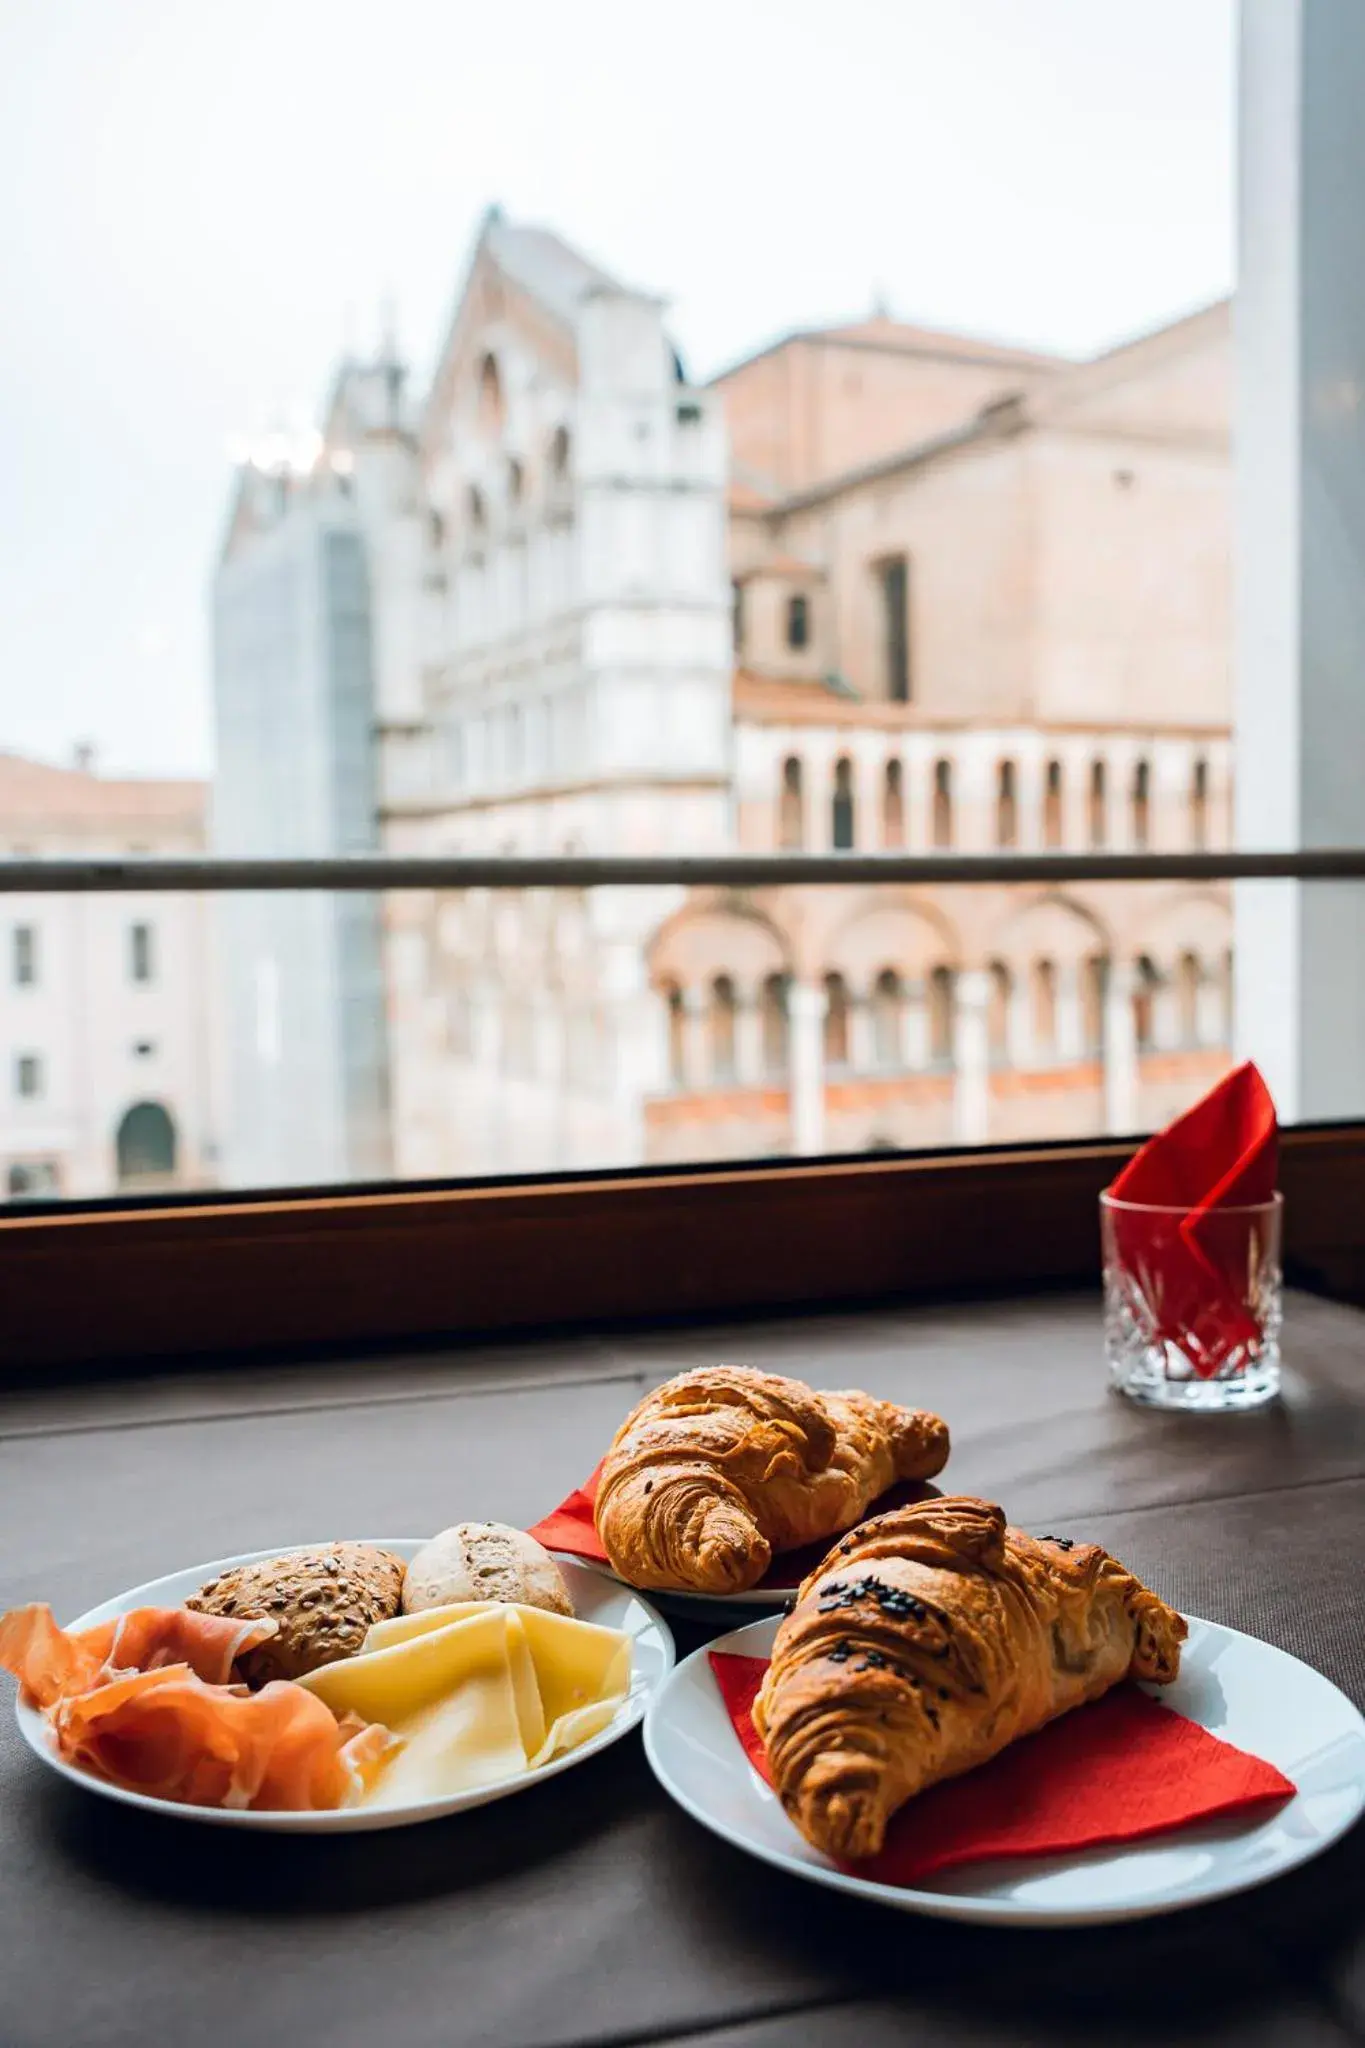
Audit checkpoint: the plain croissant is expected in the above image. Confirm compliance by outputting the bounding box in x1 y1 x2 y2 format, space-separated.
753 1496 1186 1860
593 1366 950 1595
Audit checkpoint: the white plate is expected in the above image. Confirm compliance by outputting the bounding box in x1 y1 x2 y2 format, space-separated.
14 1541 674 1833
643 1612 1365 1926
569 1554 792 1615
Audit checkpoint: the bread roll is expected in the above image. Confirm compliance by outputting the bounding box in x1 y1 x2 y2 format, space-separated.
402 1523 574 1618
186 1542 405 1687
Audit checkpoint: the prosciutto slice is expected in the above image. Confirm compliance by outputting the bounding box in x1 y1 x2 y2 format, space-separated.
0 1604 401 1811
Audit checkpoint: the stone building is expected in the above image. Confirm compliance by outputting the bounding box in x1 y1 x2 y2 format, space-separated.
218 208 1234 1182
0 749 221 1199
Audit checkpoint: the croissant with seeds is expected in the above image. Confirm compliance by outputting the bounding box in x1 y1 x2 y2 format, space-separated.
753 1496 1186 1860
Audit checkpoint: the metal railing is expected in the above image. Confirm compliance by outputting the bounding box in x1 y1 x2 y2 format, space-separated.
1 849 1364 893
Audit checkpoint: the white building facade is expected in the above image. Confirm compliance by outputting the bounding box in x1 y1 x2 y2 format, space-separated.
0 750 221 1200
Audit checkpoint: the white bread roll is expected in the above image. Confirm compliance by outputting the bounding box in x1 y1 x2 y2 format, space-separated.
402 1522 574 1617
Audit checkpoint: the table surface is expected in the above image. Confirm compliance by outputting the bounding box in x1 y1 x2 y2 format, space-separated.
4 1290 1365 2048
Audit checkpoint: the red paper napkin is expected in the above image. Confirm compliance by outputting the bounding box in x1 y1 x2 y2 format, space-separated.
1106 1060 1279 1377
527 1467 938 1592
711 1651 1294 1885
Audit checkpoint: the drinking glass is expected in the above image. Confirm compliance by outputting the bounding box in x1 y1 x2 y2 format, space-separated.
1100 1192 1283 1412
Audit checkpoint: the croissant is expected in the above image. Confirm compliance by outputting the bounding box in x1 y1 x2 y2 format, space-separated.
752 1495 1187 1861
593 1366 950 1595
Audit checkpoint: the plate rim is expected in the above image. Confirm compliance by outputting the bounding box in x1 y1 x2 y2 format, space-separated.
642 1610 1365 1927
13 1539 675 1832
567 1552 794 1610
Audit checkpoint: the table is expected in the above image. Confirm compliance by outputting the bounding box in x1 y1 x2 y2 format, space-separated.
3 1290 1365 2048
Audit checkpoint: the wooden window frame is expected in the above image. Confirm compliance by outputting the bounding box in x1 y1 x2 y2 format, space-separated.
4 1123 1363 1371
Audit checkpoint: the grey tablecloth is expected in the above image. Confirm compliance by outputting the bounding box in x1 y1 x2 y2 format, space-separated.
3 1292 1365 2048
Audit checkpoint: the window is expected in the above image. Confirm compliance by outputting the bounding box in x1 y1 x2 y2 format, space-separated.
1088 760 1107 848
663 984 686 1085
987 961 1012 1062
129 922 155 984
549 425 571 481
786 593 809 650
778 756 805 850
1192 757 1209 849
709 976 737 1082
506 457 524 507
1134 955 1160 1052
927 966 955 1065
882 759 905 848
731 579 745 656
1177 952 1201 1046
1032 959 1058 1052
870 969 901 1068
6 1160 59 1199
831 757 856 850
760 973 789 1076
477 352 504 433
1043 760 1063 848
996 760 1018 848
134 1040 156 1059
932 760 953 848
15 1054 41 1099
823 973 850 1067
877 555 910 702
13 924 36 986
1132 759 1151 848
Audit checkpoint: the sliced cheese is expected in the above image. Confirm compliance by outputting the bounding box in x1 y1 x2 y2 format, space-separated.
300 1600 633 1807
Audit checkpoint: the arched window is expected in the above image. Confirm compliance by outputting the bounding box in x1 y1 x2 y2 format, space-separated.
709 975 737 1081
1043 759 1064 848
1223 946 1234 1044
778 755 805 850
882 759 905 848
477 352 504 434
116 1101 177 1186
663 981 686 1085
1177 951 1201 1046
871 969 902 1068
1191 757 1209 849
1132 759 1152 849
831 757 856 850
506 456 524 508
1134 955 1160 1051
1032 958 1058 1052
823 973 850 1067
928 966 955 1064
932 759 953 849
466 484 487 538
428 508 446 552
760 973 790 1075
549 425 571 480
731 579 745 656
1088 760 1107 848
996 760 1018 848
987 960 1012 1063
786 593 810 650
1082 954 1108 1054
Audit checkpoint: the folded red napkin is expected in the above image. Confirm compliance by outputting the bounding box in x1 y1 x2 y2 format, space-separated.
527 1468 938 1592
711 1651 1294 1884
1106 1060 1279 1377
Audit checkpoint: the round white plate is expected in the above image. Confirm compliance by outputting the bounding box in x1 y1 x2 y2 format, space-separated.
14 1541 674 1833
643 1612 1365 1926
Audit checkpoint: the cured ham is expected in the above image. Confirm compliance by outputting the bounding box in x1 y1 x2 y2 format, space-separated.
0 1604 401 1811
0 1603 278 1708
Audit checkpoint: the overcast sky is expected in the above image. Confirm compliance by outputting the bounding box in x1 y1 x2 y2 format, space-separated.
0 0 1235 778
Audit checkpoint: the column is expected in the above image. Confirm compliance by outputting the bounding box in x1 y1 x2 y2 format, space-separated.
1103 961 1139 1135
1056 962 1084 1063
735 992 764 1086
848 994 875 1073
1016 754 1044 850
1236 1 1365 1117
787 980 827 1156
1196 970 1223 1049
681 990 710 1092
952 969 991 1145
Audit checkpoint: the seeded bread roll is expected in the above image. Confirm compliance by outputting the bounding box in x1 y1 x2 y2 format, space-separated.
185 1542 406 1687
402 1523 574 1618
